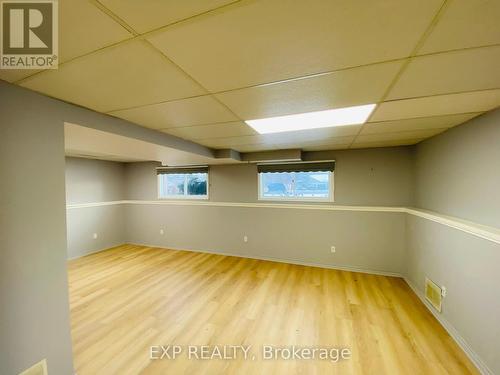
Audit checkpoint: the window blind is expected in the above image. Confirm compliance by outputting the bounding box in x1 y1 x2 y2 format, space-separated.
257 162 335 174
156 166 209 175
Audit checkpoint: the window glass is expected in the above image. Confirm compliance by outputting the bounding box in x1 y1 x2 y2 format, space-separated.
158 172 208 199
294 171 330 198
166 174 185 196
259 172 294 198
259 171 332 201
187 173 208 196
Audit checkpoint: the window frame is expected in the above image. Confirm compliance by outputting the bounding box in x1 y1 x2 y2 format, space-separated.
257 169 335 203
157 171 209 200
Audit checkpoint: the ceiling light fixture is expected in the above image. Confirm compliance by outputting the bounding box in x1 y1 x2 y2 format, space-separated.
245 104 376 134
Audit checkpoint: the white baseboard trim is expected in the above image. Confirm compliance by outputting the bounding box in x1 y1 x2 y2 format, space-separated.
65 200 500 245
67 243 124 260
129 242 402 277
403 278 492 375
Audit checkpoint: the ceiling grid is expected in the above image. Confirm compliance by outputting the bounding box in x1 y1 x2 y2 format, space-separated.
1 0 499 154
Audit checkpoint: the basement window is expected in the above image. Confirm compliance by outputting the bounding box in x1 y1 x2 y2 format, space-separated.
157 166 208 199
258 162 335 202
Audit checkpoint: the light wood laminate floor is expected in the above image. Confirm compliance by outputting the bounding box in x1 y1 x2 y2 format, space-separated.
68 244 478 375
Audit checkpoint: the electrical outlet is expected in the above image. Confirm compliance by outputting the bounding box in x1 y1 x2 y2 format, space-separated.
441 286 447 297
330 246 336 253
92 233 98 239
243 235 248 243
160 229 165 235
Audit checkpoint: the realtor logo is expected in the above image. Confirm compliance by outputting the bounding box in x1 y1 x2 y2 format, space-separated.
1 0 58 69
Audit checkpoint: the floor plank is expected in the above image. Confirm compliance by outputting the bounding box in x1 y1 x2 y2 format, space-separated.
68 244 479 375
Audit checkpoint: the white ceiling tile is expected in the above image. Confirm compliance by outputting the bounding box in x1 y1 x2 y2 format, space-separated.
19 40 206 112
0 0 132 84
371 89 500 122
351 139 424 149
361 113 481 135
148 0 442 91
387 46 500 100
355 128 447 144
161 121 257 139
100 0 238 34
419 0 500 54
110 95 238 129
216 61 403 119
59 0 132 62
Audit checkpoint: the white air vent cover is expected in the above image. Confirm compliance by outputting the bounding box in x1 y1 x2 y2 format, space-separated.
425 277 442 312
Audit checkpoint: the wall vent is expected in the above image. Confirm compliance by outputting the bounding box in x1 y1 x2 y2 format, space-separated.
19 359 48 375
425 278 442 312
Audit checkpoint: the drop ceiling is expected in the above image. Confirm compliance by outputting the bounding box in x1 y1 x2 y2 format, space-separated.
1 0 499 154
64 122 240 165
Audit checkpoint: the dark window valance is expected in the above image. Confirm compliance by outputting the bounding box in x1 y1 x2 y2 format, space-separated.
157 166 209 175
257 162 335 173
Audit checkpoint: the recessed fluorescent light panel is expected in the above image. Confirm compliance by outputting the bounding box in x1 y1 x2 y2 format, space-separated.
245 104 376 134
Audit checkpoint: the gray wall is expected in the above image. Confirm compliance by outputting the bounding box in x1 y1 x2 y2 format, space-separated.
305 147 414 206
125 161 159 200
0 78 182 375
0 82 74 375
66 157 125 204
414 109 500 228
65 157 126 259
406 216 500 374
123 147 413 274
407 109 500 375
125 146 415 206
126 204 405 274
